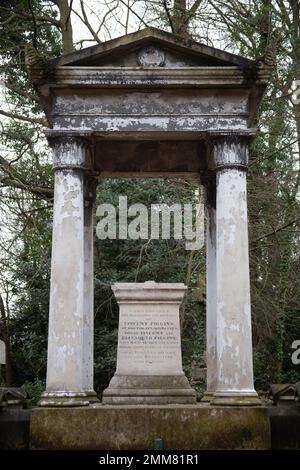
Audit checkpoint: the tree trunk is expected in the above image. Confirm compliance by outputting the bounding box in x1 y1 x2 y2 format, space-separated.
173 0 189 37
58 0 74 53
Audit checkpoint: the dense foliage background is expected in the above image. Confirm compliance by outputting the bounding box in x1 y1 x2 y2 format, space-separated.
0 1 299 402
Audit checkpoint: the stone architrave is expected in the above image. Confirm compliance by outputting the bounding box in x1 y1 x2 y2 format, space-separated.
102 281 196 404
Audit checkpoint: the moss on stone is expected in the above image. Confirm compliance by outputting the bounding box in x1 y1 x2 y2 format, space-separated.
30 404 271 450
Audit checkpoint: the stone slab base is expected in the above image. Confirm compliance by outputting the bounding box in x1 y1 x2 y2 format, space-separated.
102 374 196 405
30 404 271 450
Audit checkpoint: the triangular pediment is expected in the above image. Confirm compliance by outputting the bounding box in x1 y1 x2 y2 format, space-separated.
52 27 253 68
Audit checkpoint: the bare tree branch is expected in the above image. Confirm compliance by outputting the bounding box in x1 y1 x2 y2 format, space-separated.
163 0 175 33
251 216 300 245
79 0 101 43
0 109 46 127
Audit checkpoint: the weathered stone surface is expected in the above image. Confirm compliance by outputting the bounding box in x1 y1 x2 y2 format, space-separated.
103 375 196 405
82 194 99 402
30 405 271 450
28 28 271 412
0 339 5 364
211 136 260 406
39 138 96 407
29 27 270 133
49 27 255 68
52 89 250 134
103 282 196 404
204 199 217 400
40 166 87 404
137 46 165 67
0 387 27 408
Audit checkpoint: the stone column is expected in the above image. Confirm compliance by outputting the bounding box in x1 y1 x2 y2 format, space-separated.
39 134 91 407
82 176 99 402
202 178 217 402
211 133 260 406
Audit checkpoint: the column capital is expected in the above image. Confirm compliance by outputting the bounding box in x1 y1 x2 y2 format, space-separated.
209 130 256 172
45 130 92 171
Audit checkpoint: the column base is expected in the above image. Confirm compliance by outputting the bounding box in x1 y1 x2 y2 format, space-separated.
212 391 261 406
38 391 90 407
102 374 197 405
85 391 100 404
201 391 215 403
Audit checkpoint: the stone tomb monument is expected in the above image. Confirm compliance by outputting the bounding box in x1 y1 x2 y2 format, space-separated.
28 27 272 449
103 282 196 404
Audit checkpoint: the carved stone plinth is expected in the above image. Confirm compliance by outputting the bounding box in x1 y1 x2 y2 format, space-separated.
102 282 196 405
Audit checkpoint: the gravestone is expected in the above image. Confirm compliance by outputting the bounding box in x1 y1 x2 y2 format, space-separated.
102 281 196 404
